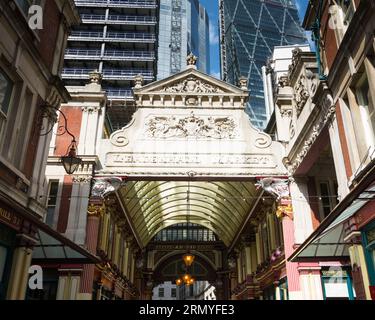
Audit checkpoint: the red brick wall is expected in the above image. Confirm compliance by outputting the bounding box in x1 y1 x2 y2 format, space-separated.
56 175 73 233
38 1 60 69
320 1 338 70
54 106 83 156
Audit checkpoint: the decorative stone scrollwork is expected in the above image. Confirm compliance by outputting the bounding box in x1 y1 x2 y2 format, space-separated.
254 131 272 149
134 74 144 89
145 112 237 139
255 178 290 200
91 177 125 198
294 74 310 115
110 127 130 147
286 92 336 174
279 108 293 118
89 70 102 84
278 75 290 88
186 53 197 66
161 76 224 94
238 76 248 90
73 176 92 183
288 48 302 76
82 106 101 113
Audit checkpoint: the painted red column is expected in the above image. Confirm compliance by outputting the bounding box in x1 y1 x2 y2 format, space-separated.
282 215 301 299
79 204 101 299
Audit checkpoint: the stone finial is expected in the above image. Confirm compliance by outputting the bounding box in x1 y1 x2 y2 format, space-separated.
186 53 197 68
134 74 144 89
238 76 248 90
89 70 102 84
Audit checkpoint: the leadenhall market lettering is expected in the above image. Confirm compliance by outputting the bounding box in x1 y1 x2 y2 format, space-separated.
106 153 275 167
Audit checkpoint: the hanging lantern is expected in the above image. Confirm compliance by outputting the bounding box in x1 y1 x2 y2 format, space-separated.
183 274 191 284
61 139 82 174
182 252 195 267
175 278 182 286
188 277 195 286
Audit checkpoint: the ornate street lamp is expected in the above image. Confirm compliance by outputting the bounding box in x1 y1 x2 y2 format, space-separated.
61 138 82 174
182 252 195 267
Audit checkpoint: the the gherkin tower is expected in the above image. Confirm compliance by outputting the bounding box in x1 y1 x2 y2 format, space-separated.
219 0 307 129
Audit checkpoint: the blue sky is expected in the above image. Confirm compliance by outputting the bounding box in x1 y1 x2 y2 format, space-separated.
199 0 309 77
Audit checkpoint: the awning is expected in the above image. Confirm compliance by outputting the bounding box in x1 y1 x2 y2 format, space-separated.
31 228 100 264
289 163 375 262
0 191 100 264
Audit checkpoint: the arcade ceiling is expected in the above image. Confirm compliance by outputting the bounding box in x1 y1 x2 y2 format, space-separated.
117 181 260 247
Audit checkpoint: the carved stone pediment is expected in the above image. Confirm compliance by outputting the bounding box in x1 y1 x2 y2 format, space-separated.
132 67 248 109
160 76 225 94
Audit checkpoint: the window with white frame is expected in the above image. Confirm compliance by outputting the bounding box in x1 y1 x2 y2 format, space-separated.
317 180 338 220
45 180 59 227
1 83 35 172
0 68 14 139
355 73 375 154
329 0 356 45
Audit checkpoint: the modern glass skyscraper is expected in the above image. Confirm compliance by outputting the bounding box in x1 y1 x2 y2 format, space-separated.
157 0 210 80
62 0 158 132
219 0 307 129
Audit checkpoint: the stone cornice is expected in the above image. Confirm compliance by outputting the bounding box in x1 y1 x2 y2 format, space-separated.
283 81 335 175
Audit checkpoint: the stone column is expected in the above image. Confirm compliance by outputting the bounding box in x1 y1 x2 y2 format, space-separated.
78 204 102 300
298 263 324 300
290 178 314 244
6 245 33 300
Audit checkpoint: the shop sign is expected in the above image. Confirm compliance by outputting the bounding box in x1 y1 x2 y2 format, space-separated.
0 205 22 231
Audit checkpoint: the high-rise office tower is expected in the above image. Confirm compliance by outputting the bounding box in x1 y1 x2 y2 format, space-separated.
62 0 158 131
219 0 307 129
157 0 210 80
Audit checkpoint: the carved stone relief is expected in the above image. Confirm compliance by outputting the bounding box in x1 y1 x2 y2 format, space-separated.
161 76 224 94
294 74 310 115
145 112 237 139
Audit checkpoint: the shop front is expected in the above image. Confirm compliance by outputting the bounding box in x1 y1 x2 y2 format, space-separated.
362 221 375 299
0 201 23 300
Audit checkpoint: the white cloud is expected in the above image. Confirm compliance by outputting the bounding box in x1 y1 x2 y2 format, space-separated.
209 21 219 45
211 71 221 79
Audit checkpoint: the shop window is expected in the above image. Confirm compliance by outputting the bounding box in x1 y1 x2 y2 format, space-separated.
263 285 276 300
171 287 176 298
159 287 164 298
279 278 289 300
321 268 355 300
362 223 375 285
0 246 6 283
0 224 16 300
45 181 59 227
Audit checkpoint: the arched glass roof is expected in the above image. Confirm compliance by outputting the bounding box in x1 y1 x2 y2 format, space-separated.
117 181 258 247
